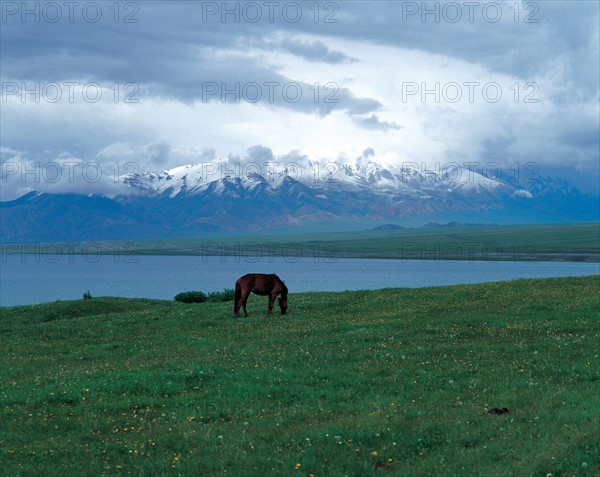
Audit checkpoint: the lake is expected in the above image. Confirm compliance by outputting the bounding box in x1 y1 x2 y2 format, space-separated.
1 253 598 307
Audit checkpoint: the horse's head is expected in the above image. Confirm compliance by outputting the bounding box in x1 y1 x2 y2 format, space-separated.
278 295 288 315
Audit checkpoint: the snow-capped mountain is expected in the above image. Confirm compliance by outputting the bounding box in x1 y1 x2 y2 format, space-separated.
121 157 513 198
1 157 597 241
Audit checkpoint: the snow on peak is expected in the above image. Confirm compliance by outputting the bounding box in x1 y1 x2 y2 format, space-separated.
121 157 514 198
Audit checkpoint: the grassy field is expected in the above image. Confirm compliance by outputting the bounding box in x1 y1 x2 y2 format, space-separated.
1 276 599 476
4 222 598 262
94 222 600 261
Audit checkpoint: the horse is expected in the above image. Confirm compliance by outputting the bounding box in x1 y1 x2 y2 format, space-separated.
234 273 288 317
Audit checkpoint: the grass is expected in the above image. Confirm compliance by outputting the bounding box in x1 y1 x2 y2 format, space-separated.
96 222 600 261
2 222 599 262
1 276 599 476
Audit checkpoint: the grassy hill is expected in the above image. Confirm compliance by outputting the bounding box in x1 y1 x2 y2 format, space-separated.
1 276 599 476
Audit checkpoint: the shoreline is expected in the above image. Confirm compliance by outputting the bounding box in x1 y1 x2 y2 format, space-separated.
2 274 599 308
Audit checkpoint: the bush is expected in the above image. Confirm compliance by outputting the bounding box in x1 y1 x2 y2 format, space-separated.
42 310 62 322
174 291 207 303
82 291 93 300
174 289 235 304
206 288 235 302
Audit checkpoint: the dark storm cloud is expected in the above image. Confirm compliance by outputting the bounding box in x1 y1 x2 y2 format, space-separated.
2 2 597 101
0 4 380 115
183 60 382 116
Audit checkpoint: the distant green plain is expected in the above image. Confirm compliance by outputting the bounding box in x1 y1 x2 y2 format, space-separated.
1 276 599 476
3 222 599 262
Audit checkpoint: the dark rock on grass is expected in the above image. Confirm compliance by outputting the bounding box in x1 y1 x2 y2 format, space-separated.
374 460 395 470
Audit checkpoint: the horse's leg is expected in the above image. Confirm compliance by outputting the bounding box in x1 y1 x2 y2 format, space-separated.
236 286 248 317
241 287 250 317
267 293 277 315
235 298 242 317
234 281 241 317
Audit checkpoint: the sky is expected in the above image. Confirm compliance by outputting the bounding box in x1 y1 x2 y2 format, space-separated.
1 0 599 199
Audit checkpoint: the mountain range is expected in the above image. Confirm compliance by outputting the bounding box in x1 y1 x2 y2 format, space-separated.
1 158 598 242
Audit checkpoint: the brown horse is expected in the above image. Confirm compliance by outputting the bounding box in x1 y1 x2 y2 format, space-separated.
234 273 288 317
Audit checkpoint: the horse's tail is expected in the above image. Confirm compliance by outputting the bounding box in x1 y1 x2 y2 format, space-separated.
234 280 241 312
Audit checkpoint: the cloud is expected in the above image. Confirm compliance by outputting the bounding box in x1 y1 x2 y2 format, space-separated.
190 63 382 117
243 145 274 163
0 0 597 198
350 114 403 131
147 142 171 166
279 38 355 64
512 190 534 199
0 157 130 201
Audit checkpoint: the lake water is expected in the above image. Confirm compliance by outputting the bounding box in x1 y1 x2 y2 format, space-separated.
1 254 598 307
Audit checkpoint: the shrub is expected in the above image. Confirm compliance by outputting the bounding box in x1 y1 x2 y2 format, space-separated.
174 291 207 303
42 310 62 322
206 288 235 302
82 291 93 300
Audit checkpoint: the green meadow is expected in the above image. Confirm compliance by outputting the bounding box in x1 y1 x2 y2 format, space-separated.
4 222 597 262
1 276 599 476
101 222 600 261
